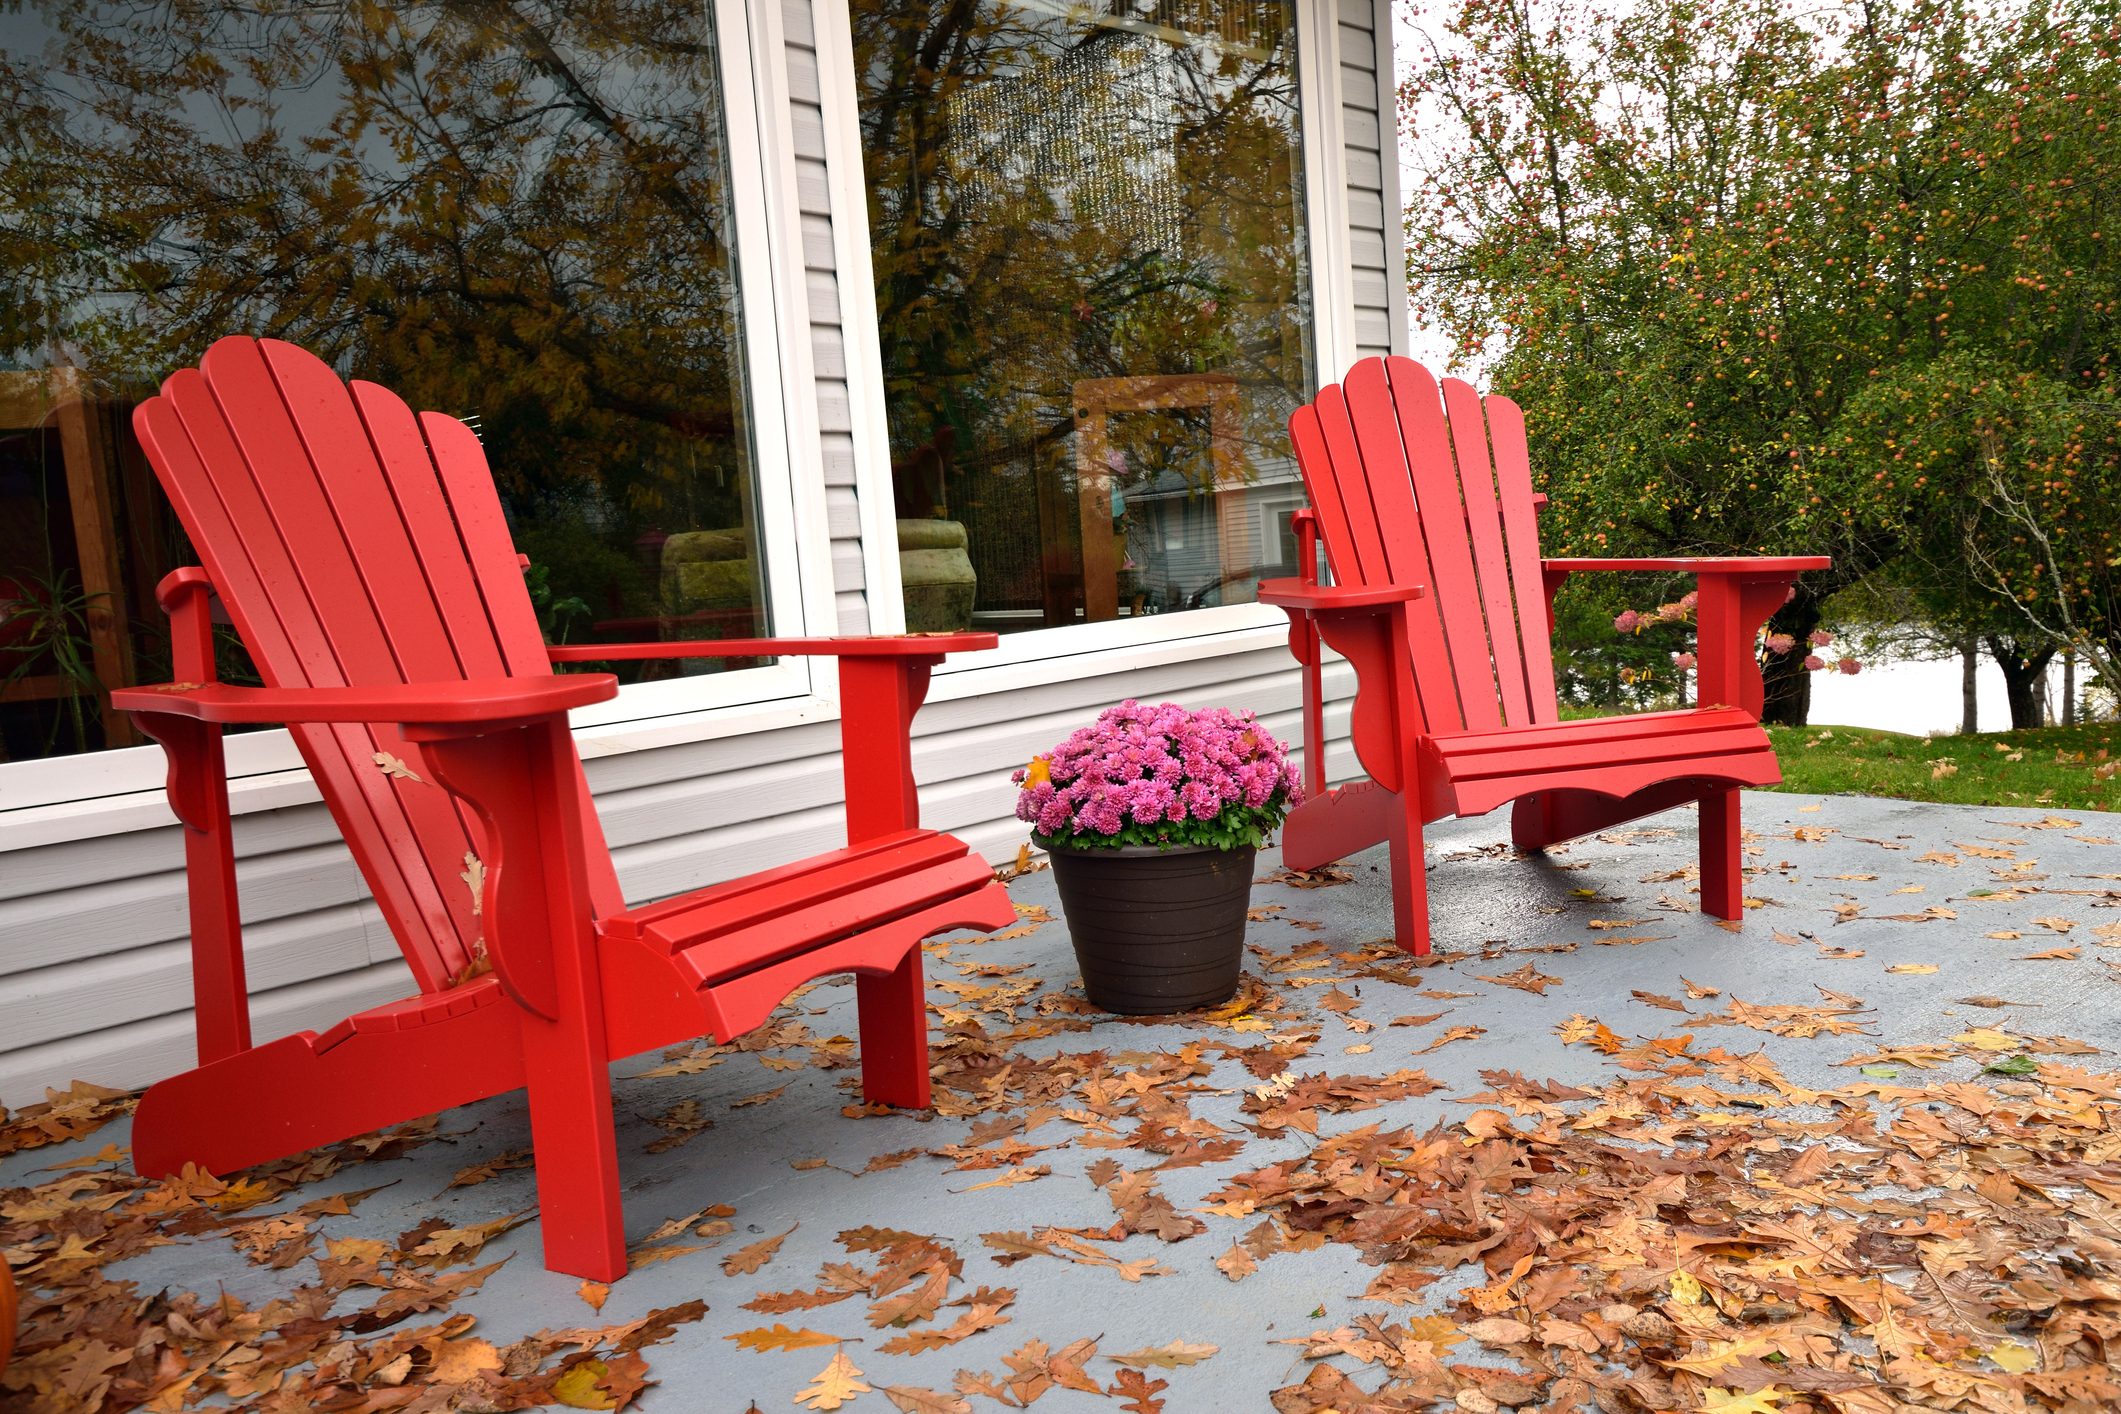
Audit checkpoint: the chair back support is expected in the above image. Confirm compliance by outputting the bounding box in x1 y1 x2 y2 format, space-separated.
1289 355 1560 736
134 336 618 992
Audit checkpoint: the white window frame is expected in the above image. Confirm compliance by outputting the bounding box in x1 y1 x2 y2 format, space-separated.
0 0 837 825
817 0 1358 680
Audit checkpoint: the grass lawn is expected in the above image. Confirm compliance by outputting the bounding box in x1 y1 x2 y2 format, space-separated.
1765 720 2120 811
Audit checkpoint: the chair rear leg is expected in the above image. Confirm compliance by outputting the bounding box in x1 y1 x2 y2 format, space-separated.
856 946 931 1109
1511 792 1553 852
1698 786 1743 919
1387 792 1433 957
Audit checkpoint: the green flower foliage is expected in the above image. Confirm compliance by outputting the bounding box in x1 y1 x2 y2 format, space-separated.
1033 797 1294 854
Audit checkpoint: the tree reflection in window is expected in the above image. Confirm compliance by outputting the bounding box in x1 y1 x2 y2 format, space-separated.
856 0 1315 633
0 0 768 758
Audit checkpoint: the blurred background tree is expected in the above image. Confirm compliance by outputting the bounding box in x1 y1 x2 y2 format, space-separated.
1400 0 2120 725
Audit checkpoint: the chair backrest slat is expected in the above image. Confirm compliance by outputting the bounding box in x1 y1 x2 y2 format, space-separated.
1288 356 1560 737
134 336 621 993
1442 376 1532 728
1484 394 1560 722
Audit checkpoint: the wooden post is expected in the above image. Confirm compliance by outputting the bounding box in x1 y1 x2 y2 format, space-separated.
49 369 139 746
1069 375 1243 623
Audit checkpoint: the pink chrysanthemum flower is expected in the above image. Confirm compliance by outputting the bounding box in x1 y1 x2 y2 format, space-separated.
1012 700 1302 850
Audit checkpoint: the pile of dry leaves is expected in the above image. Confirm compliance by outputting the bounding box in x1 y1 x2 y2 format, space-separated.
5 824 2120 1412
0 1088 703 1412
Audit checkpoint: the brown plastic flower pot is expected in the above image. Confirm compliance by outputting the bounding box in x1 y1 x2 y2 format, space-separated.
1044 840 1255 1014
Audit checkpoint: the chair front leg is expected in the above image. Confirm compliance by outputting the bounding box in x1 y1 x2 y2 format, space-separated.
131 711 250 1065
835 654 948 1108
133 570 249 1066
415 715 626 1281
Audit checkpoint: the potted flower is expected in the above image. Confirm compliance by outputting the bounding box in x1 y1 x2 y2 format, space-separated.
1013 699 1302 1013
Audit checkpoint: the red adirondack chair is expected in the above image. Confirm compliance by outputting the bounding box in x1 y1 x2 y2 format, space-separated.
110 337 1017 1280
1259 357 1829 955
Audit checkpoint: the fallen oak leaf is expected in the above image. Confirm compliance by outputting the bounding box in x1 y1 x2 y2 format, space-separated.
745 1287 860 1314
955 1164 1049 1192
727 1324 841 1353
405 1207 536 1267
1111 1368 1170 1413
721 1222 797 1276
877 1303 1011 1354
551 1357 624 1410
1214 1242 1256 1281
443 1148 533 1190
883 1389 972 1414
794 1351 872 1410
1106 1341 1218 1369
1477 962 1561 994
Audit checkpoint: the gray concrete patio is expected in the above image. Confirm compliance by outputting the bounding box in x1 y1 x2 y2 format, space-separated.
6 791 2118 1412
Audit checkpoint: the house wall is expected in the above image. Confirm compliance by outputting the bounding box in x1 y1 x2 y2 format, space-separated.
0 0 1405 1103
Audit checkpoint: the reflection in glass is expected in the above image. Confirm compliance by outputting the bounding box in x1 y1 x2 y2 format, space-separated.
855 0 1314 633
0 1 766 760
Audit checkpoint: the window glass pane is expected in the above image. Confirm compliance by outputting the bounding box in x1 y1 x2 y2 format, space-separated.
854 0 1314 634
0 1 766 761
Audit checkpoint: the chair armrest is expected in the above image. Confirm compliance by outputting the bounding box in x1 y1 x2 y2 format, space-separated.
547 633 997 663
1257 578 1427 613
1541 556 1831 719
1543 556 1831 576
112 675 618 725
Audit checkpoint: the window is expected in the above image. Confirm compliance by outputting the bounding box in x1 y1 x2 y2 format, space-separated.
852 0 1314 636
0 0 783 763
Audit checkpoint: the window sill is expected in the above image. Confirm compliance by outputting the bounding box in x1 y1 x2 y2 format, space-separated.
0 609 1303 852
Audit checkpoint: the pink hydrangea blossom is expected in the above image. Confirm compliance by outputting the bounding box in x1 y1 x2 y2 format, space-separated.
1614 609 1641 633
1809 629 1834 647
1671 651 1697 670
1764 632 1796 655
1837 657 1862 675
1655 600 1688 622
1013 700 1302 848
1803 654 1826 671
1679 591 1699 613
